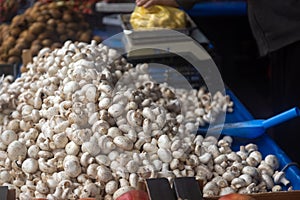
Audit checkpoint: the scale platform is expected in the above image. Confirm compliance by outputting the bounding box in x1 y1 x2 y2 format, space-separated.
119 14 210 58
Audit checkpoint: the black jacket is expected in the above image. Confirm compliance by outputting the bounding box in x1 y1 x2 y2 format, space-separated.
177 0 300 56
247 1 300 56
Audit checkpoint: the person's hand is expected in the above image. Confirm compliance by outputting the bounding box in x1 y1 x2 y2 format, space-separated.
135 0 179 8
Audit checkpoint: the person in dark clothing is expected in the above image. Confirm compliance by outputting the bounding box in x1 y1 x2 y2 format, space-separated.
248 1 300 164
136 0 300 163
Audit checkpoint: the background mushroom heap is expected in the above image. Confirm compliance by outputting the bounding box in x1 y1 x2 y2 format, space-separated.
0 40 290 199
0 1 101 69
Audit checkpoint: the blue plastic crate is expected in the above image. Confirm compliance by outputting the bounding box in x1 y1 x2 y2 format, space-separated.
226 89 300 190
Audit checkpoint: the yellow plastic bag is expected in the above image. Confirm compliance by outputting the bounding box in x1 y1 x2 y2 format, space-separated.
130 5 187 30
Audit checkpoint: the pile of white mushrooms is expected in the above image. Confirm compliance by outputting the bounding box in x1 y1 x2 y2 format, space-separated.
0 40 290 199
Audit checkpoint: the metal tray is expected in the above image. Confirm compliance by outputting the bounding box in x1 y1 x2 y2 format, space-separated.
119 13 198 44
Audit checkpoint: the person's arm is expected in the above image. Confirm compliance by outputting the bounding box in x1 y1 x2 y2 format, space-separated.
135 0 199 10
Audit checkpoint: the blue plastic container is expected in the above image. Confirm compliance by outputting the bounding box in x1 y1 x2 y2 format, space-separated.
226 89 300 190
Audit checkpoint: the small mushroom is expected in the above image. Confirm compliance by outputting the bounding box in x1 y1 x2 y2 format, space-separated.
264 155 279 170
1 130 17 145
219 187 236 196
272 185 282 192
214 154 227 164
157 148 173 163
222 171 235 182
113 136 134 151
113 186 135 200
231 177 247 189
239 174 253 186
7 141 27 161
108 103 124 118
157 135 172 149
258 161 274 176
242 166 259 178
236 146 248 160
97 165 113 183
105 180 118 195
203 181 220 197
246 156 259 167
199 152 212 164
245 143 258 153
63 155 82 178
227 152 242 162
21 158 39 174
212 176 228 188
273 171 290 186
129 173 139 188
261 173 274 190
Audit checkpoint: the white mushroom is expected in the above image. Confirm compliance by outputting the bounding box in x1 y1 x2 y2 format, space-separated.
97 165 113 183
203 181 220 197
157 148 173 163
242 166 259 178
157 135 172 149
105 180 119 195
1 130 17 145
86 163 99 179
7 141 27 161
22 158 39 174
199 152 212 164
239 174 253 186
265 155 279 170
65 141 80 155
0 170 12 184
272 185 282 192
63 155 82 178
108 103 124 118
262 173 274 190
212 176 228 188
231 177 247 189
0 39 249 199
273 171 290 186
113 136 134 151
27 145 40 159
82 139 101 156
113 186 135 200
219 187 236 196
258 161 274 176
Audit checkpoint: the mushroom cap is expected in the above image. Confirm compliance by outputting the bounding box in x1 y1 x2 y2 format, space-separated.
261 174 274 189
273 171 285 184
7 141 27 161
258 162 274 176
265 155 279 170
